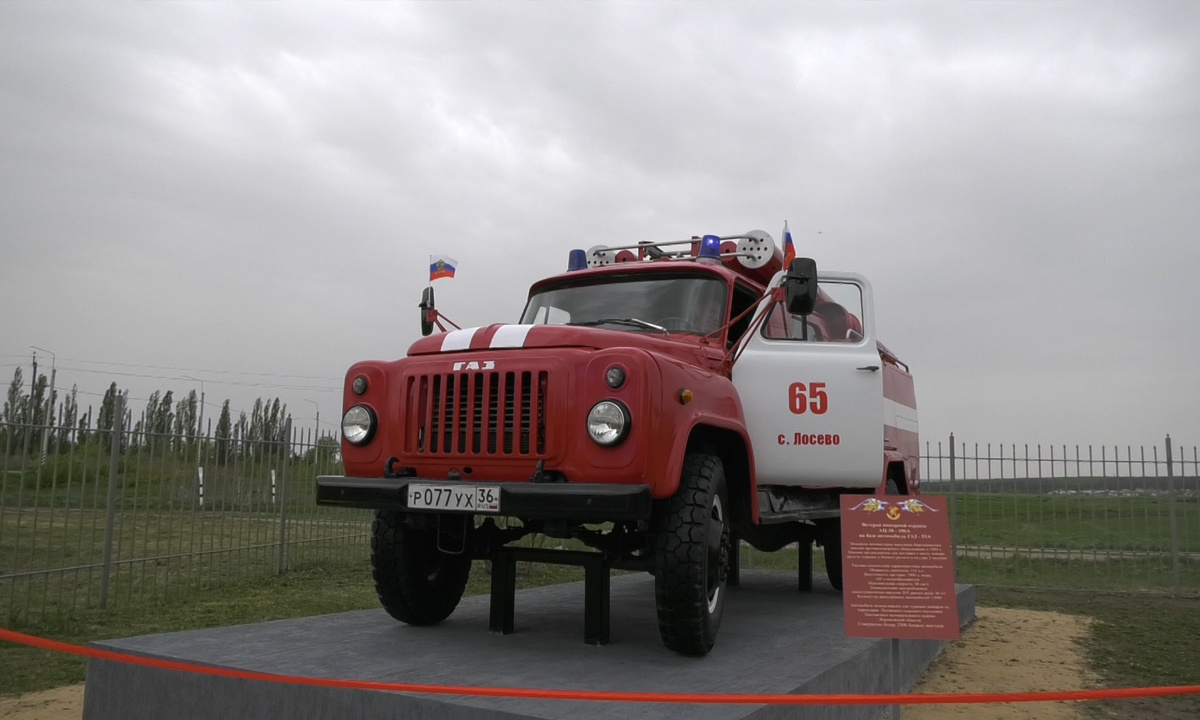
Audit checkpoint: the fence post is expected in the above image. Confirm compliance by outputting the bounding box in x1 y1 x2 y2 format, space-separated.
99 394 124 609
277 418 292 575
949 433 958 568
1166 434 1180 597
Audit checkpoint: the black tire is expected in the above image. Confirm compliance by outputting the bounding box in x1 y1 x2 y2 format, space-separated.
653 454 730 656
371 510 472 626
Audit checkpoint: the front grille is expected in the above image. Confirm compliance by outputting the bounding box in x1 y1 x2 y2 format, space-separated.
412 370 548 456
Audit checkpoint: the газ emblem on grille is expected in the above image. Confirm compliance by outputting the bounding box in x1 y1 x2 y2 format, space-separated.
453 360 496 371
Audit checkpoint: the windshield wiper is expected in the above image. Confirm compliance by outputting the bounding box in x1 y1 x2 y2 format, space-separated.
572 318 670 335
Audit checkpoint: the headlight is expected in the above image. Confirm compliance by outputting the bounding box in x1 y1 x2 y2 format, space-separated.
587 400 630 446
342 405 377 445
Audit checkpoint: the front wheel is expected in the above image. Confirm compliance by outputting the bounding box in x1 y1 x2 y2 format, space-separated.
371 510 472 626
653 454 730 656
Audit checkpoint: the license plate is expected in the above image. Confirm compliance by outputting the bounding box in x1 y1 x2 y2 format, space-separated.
407 484 501 513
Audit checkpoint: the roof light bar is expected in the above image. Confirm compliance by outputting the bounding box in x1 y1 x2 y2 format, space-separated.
697 234 722 262
576 230 780 273
567 249 587 271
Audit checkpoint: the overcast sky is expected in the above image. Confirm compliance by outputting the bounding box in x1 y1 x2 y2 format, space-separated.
2 2 1198 453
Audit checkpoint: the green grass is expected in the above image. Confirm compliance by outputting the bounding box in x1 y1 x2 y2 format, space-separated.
741 542 1200 596
1 559 377 696
980 587 1200 719
1 555 584 697
956 555 1199 595
951 493 1199 552
2 448 342 512
1 509 364 571
1 507 371 625
741 543 826 573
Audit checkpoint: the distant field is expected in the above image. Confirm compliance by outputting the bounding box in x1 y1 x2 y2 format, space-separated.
1 451 339 513
948 492 1198 550
922 475 1200 495
1 508 369 625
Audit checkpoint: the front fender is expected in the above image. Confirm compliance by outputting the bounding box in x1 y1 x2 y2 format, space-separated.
650 356 754 506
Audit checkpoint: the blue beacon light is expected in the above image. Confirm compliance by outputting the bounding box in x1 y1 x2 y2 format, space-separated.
698 234 722 262
567 248 588 271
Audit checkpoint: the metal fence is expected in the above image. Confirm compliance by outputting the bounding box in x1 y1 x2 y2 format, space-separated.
1 396 370 626
4 421 1199 627
922 434 1199 596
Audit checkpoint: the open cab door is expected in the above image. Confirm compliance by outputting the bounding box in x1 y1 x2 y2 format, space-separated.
732 261 884 489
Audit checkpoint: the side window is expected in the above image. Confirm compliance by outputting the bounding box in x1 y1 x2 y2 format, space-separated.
760 280 865 343
530 306 572 324
763 300 790 338
790 315 824 341
727 284 759 348
762 302 824 341
813 281 865 342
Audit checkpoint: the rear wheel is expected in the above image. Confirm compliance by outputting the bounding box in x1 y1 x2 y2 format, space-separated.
653 454 730 656
371 510 472 625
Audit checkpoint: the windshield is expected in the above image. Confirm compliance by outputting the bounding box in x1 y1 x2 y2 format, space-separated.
520 275 729 336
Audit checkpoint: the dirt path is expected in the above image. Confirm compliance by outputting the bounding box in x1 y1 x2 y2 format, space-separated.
0 607 1093 720
0 683 83 720
905 607 1095 720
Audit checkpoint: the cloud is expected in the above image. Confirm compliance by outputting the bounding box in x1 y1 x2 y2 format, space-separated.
2 1 1198 446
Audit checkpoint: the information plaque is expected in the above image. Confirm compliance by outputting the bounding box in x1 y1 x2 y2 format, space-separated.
841 494 959 640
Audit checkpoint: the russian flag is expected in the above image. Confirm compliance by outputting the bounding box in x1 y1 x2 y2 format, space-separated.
429 254 459 282
782 222 796 267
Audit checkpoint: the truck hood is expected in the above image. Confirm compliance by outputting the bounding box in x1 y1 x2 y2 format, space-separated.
407 323 723 368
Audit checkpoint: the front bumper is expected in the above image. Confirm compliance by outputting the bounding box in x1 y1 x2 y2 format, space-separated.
316 476 653 523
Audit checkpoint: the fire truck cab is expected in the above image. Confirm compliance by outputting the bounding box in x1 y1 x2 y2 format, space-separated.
316 231 918 656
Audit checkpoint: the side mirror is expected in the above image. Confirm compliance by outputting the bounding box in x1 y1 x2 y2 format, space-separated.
785 258 819 316
419 287 435 336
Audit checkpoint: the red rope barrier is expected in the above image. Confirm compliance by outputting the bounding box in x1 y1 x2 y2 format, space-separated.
4 627 1200 706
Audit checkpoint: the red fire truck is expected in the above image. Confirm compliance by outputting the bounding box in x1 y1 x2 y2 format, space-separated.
317 231 919 655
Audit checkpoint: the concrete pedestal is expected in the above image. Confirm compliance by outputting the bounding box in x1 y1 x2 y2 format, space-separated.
84 570 976 720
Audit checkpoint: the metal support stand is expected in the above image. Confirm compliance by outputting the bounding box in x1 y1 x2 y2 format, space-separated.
797 538 813 592
489 547 611 645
